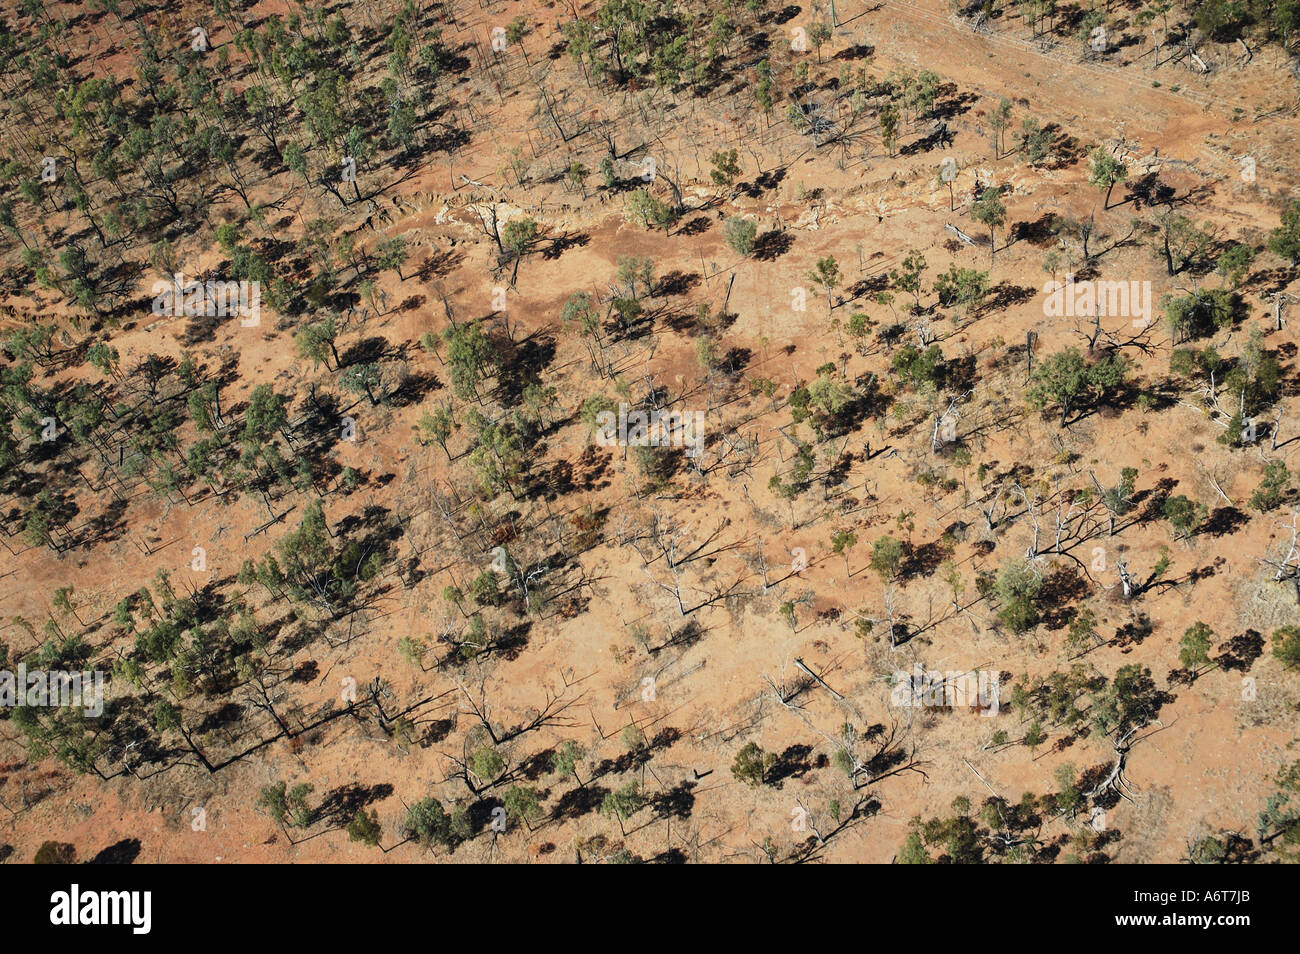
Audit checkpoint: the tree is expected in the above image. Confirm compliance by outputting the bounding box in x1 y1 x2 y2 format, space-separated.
626 187 678 234
756 60 775 122
807 255 841 314
51 585 79 625
1216 243 1255 289
342 362 384 406
551 740 587 785
870 536 905 581
1017 117 1053 164
622 723 648 753
892 344 945 390
988 98 1012 157
415 404 458 459
87 341 120 379
1179 622 1215 672
242 384 288 451
970 188 1006 262
374 236 408 280
1066 608 1102 656
1274 625 1300 669
879 102 900 156
891 249 927 310
1088 147 1127 208
1257 759 1300 859
346 808 383 846
1098 466 1138 534
1027 347 1126 426
404 797 452 849
506 15 529 63
1249 460 1290 512
731 741 775 786
1162 495 1205 540
259 780 313 828
567 161 589 198
442 320 497 402
599 156 617 189
468 410 527 499
808 21 832 62
897 830 932 864
724 216 757 256
1268 202 1300 268
502 785 544 827
994 561 1042 632
1164 289 1237 343
709 149 741 196
1090 664 1163 738
933 265 989 321
470 745 505 784
831 528 858 576
501 217 539 277
294 318 342 370
600 781 646 833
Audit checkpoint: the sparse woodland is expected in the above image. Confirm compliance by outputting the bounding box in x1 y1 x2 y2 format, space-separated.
0 0 1298 864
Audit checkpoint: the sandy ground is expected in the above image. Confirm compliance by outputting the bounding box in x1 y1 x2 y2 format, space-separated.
1 0 1298 863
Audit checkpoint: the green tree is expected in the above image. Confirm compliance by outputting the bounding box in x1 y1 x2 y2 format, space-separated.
879 102 900 156
1179 622 1215 672
808 21 832 62
807 255 841 314
1268 201 1300 267
1017 117 1053 164
831 527 859 576
626 187 678 234
1162 494 1205 540
551 740 587 785
442 320 497 402
994 561 1042 633
1027 347 1126 427
600 781 646 833
731 741 775 786
709 149 741 196
988 98 1012 157
1216 243 1255 289
1273 625 1300 669
724 216 758 256
870 536 905 581
933 265 989 321
501 217 540 274
346 808 383 846
506 15 529 63
502 785 544 827
1088 147 1128 208
470 745 505 784
1164 289 1237 343
415 404 458 459
342 362 384 406
294 318 342 370
891 249 928 310
404 797 452 849
897 830 932 864
1249 460 1290 512
567 160 589 197
971 187 1006 262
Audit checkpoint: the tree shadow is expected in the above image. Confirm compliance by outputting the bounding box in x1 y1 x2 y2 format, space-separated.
753 229 794 261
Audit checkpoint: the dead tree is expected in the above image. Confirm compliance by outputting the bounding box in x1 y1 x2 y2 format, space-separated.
1260 510 1300 604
